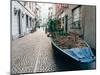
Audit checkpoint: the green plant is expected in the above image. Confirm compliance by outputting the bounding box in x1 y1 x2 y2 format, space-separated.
47 18 67 38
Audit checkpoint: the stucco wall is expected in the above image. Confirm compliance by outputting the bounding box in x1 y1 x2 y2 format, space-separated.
12 1 35 40
64 5 96 49
83 6 96 49
65 5 83 35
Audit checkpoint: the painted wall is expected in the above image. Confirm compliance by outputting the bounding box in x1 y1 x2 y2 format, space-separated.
12 1 35 40
65 5 83 35
83 6 96 49
64 5 96 49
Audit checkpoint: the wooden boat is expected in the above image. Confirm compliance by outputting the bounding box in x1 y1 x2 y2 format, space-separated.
51 39 95 63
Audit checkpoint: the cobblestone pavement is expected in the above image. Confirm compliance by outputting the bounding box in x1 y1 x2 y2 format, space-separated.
11 28 96 74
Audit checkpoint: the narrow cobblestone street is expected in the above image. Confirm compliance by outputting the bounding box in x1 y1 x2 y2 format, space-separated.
11 28 95 74
11 28 57 74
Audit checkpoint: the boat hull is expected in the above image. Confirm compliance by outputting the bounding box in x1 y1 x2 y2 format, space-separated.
51 39 95 64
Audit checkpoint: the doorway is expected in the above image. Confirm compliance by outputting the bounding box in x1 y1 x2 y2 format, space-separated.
65 15 68 32
26 14 28 27
18 9 22 35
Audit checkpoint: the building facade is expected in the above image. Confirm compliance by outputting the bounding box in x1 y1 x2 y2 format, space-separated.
55 4 69 33
55 4 96 49
11 1 37 40
48 4 56 19
34 3 41 28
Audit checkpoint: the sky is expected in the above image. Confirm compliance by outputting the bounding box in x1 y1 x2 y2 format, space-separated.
37 3 53 25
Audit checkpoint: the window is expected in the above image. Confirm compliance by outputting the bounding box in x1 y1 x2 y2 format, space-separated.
72 6 81 29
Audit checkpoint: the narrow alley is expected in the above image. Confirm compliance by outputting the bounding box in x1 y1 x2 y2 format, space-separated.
11 28 95 74
11 1 96 74
11 28 55 74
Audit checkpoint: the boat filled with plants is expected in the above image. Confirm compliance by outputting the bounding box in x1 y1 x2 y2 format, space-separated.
46 18 95 63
